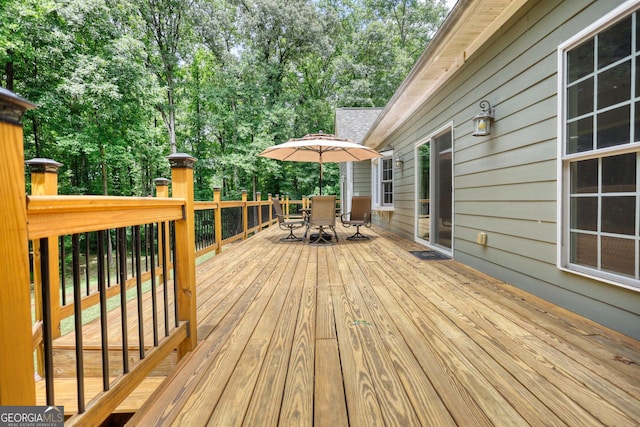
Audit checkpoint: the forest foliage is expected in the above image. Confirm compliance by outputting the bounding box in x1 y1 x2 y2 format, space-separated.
1 0 448 200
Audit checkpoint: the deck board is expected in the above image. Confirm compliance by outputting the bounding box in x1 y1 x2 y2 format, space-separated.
121 224 640 426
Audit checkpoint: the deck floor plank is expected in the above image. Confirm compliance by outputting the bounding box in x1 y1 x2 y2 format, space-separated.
169 239 294 426
206 243 305 426
336 242 423 426
366 233 615 425
114 224 639 426
242 242 311 426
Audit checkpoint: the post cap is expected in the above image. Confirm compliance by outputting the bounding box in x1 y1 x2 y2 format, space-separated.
0 87 36 125
25 158 63 173
166 152 197 168
154 177 170 186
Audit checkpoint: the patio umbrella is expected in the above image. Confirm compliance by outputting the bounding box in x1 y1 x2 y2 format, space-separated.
259 133 382 194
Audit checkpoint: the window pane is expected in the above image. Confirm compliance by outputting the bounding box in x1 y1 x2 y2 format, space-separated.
382 182 393 204
437 131 452 152
597 105 630 148
637 13 640 51
597 60 631 109
568 39 594 83
571 232 597 268
567 78 593 118
598 16 631 68
571 197 598 231
571 159 598 194
602 196 635 235
636 101 640 141
602 153 636 192
382 158 392 180
636 64 640 97
567 117 593 154
602 236 635 276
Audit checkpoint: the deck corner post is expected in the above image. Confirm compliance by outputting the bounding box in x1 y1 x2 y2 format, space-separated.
242 189 248 240
267 193 273 224
0 88 36 405
213 186 222 254
167 153 198 357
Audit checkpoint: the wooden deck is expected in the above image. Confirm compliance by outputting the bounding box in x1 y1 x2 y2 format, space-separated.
120 224 636 425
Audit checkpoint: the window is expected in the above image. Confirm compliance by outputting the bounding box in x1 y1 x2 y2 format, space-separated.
372 151 393 207
381 157 394 205
560 3 640 290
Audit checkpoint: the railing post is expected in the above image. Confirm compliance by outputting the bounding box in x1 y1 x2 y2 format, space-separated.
167 153 197 357
242 189 248 240
285 194 290 219
268 193 273 224
26 158 63 379
213 187 222 255
0 88 36 404
154 178 170 283
256 191 262 230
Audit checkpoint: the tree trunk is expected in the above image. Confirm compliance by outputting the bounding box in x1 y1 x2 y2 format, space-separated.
100 144 108 195
4 58 14 91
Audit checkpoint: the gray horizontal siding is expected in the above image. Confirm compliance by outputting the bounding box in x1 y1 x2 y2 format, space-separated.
373 0 639 339
352 162 371 195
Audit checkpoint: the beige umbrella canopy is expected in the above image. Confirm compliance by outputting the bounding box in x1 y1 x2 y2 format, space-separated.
259 133 382 194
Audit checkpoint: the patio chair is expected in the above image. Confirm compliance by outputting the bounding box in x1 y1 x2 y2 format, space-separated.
341 196 372 240
272 197 307 241
305 195 338 244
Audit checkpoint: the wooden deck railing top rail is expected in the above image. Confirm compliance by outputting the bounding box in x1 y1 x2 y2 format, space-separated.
26 195 185 239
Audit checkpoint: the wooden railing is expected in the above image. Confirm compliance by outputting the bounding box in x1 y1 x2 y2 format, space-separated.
0 87 317 425
25 167 302 424
25 155 197 425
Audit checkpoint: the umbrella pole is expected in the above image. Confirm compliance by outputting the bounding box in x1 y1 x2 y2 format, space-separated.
319 162 322 195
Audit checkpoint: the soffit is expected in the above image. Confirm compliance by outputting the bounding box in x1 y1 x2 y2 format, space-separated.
362 0 528 150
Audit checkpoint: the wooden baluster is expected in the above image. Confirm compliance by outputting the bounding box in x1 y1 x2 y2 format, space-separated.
167 153 197 357
256 191 262 230
0 88 36 404
26 158 62 380
213 187 222 255
242 189 248 240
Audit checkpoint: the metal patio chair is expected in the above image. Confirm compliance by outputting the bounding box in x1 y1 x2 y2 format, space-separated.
272 197 307 241
340 196 372 240
305 195 338 244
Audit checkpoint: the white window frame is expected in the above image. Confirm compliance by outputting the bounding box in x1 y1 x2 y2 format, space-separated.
557 0 640 292
372 150 394 209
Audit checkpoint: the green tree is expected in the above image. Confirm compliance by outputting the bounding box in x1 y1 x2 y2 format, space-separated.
1 0 450 199
137 0 193 154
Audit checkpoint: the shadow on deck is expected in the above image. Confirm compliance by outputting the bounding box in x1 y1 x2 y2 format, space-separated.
50 224 640 425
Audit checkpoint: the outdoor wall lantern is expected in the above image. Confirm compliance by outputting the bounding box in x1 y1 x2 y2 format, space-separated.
472 100 495 136
395 154 404 170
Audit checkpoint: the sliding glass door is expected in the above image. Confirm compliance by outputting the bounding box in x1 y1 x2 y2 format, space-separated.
416 127 453 251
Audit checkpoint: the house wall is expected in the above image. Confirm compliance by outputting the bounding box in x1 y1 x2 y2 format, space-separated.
374 0 640 339
352 162 372 196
